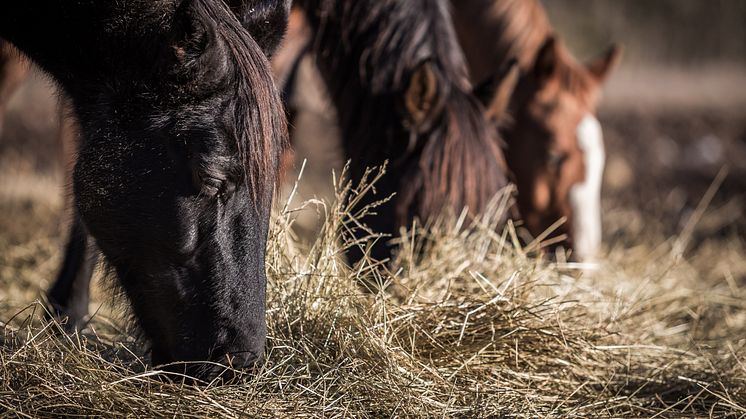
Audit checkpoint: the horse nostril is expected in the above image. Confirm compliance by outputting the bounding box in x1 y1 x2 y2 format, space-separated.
204 351 265 383
149 334 265 382
224 350 264 372
154 353 263 384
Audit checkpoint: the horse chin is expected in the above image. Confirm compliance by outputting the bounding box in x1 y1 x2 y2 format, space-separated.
569 114 605 262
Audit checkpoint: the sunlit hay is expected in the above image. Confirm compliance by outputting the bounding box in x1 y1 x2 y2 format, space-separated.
0 165 744 417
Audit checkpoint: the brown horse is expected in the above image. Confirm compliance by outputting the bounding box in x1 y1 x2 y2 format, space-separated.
291 0 519 263
452 0 621 261
0 42 29 138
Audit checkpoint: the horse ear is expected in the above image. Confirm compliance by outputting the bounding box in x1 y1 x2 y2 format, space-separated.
226 0 292 57
402 61 446 133
533 37 560 86
586 44 623 83
171 0 220 69
473 59 520 121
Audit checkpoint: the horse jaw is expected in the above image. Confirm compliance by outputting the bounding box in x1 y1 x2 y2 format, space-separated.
569 114 605 261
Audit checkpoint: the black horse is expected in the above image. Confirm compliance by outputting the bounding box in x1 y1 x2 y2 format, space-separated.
0 0 289 380
293 0 518 263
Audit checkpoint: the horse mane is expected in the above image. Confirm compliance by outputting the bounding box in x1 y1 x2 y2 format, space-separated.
400 91 507 223
196 0 288 203
300 0 508 221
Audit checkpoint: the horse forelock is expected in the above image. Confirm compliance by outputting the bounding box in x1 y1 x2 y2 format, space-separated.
199 0 288 206
402 90 508 222
398 1 508 218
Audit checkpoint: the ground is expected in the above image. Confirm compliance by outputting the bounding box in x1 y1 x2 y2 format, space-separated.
0 69 744 416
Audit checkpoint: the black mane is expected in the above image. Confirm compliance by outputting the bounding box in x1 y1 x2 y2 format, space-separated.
179 0 288 204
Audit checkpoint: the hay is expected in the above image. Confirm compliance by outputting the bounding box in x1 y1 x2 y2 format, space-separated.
0 165 744 418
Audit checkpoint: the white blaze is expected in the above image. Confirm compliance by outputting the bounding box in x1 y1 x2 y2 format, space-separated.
569 114 605 261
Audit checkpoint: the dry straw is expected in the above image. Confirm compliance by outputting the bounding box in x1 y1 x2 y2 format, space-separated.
1 164 744 417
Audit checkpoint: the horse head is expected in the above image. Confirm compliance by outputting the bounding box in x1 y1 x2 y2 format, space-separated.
1 0 288 380
505 37 621 261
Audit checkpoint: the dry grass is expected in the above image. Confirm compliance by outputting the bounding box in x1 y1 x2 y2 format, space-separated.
0 165 745 418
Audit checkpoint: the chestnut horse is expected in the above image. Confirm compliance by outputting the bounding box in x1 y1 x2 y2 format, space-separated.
1 0 289 380
293 0 518 263
452 0 621 261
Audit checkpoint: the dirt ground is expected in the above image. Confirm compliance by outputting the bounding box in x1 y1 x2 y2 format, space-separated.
602 108 746 235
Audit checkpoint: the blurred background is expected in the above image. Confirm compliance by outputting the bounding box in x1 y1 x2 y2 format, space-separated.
548 0 746 65
1 1 745 287
546 0 746 109
543 0 746 250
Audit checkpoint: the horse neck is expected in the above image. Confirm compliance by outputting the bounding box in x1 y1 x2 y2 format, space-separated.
452 0 552 83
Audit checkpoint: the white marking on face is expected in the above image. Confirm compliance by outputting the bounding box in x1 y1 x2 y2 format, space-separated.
569 114 605 261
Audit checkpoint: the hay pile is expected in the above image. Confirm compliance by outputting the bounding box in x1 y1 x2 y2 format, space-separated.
1 166 745 418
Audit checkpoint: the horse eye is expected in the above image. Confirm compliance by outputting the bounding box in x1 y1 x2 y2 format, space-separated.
199 178 238 202
199 177 223 198
218 181 237 202
547 150 567 169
